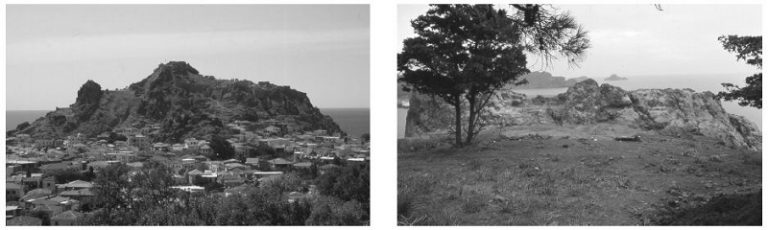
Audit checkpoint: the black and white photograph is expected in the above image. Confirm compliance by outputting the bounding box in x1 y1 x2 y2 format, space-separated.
397 4 762 225
5 4 370 226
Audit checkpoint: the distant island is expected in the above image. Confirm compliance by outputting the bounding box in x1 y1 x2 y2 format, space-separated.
397 71 591 108
510 71 592 89
605 74 628 81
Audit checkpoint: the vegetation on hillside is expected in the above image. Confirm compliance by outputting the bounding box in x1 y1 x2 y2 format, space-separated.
74 161 369 225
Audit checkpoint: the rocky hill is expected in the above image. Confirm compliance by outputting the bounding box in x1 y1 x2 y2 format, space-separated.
13 61 342 141
405 79 761 151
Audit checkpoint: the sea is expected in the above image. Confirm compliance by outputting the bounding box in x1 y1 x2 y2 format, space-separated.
6 108 371 138
319 108 370 138
398 74 763 138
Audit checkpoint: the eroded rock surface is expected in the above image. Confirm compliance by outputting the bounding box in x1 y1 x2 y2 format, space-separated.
405 79 761 151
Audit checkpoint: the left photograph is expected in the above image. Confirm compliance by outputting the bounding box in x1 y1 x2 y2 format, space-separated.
6 4 370 226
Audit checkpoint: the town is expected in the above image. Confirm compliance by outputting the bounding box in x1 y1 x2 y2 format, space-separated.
6 119 370 225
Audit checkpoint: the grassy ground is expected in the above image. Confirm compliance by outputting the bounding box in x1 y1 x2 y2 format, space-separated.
398 133 761 225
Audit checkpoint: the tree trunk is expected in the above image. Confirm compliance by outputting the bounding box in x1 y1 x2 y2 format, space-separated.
465 95 476 145
453 95 463 147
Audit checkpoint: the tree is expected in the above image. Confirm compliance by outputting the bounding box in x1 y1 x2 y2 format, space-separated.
108 132 127 143
315 164 369 204
398 4 589 146
208 135 235 160
716 35 762 109
360 133 370 143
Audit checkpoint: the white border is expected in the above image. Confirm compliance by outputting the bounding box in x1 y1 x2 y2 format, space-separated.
2 0 767 229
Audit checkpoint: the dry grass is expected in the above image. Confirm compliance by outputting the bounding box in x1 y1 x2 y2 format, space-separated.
398 134 762 225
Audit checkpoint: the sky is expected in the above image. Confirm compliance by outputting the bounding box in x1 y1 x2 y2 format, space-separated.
398 4 762 79
7 5 369 110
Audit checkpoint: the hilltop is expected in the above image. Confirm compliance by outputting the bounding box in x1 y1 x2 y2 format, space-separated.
11 61 342 142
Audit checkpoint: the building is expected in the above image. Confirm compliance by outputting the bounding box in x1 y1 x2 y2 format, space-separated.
245 158 261 167
171 144 185 152
7 160 38 174
51 210 84 226
7 216 43 226
108 151 137 163
218 174 245 187
187 169 203 184
6 205 22 219
59 189 95 201
61 180 93 191
152 142 170 152
293 162 313 169
267 158 292 170
6 182 24 201
128 134 150 150
184 138 199 149
199 144 213 155
170 185 205 194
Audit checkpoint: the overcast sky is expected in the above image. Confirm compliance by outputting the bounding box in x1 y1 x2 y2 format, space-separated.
398 4 761 79
7 4 369 110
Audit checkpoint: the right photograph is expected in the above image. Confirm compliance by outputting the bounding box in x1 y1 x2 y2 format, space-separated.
397 4 761 226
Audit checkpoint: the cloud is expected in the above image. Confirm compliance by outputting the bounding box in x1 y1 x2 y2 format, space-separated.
8 28 369 65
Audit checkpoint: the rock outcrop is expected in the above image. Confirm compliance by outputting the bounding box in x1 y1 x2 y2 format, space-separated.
405 79 761 151
15 61 342 141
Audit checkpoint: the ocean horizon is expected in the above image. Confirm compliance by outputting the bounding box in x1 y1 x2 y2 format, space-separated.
7 108 370 138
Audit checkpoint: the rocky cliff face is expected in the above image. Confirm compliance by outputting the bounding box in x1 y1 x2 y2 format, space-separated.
16 61 342 141
405 79 761 151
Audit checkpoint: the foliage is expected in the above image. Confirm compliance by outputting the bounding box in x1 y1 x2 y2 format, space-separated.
510 4 591 66
315 164 369 204
44 167 94 184
247 143 277 158
80 158 369 225
208 135 235 160
360 133 370 143
716 35 762 109
306 196 367 225
259 173 303 194
398 4 589 146
29 210 51 226
87 162 177 225
107 132 128 143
